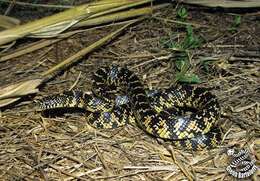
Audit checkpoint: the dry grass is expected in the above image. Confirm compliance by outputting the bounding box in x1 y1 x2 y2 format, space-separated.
0 1 259 180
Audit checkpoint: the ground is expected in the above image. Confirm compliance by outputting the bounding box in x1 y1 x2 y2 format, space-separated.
0 1 259 180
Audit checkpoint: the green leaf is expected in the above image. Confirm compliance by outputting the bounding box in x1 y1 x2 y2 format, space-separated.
175 59 186 71
175 72 201 84
160 25 203 50
186 24 193 35
160 37 178 49
234 15 241 27
177 7 188 21
175 57 190 71
228 15 242 33
181 25 203 49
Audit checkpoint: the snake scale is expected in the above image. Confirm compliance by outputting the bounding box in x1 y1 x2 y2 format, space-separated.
37 65 222 150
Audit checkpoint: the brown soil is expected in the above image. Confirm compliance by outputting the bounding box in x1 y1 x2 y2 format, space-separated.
0 1 259 180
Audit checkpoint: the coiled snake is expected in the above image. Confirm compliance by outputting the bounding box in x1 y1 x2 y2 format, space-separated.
37 65 222 150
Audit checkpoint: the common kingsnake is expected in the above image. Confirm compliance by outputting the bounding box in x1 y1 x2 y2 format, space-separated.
37 65 222 150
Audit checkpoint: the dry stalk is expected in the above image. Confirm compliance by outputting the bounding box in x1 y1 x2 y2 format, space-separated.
0 0 153 46
181 0 260 8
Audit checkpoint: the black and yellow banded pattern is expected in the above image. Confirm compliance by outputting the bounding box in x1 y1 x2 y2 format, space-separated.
37 65 222 150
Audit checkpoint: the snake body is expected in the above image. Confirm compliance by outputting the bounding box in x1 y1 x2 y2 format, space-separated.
37 65 222 150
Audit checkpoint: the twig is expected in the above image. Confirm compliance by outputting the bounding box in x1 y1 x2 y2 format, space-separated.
69 71 82 90
93 144 109 171
169 146 194 181
155 17 210 28
48 164 91 181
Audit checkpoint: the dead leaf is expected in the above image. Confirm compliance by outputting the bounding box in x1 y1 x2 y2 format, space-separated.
0 79 43 107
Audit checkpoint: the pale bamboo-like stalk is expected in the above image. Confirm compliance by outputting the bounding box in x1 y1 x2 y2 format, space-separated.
76 4 167 28
0 0 147 46
88 0 152 19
